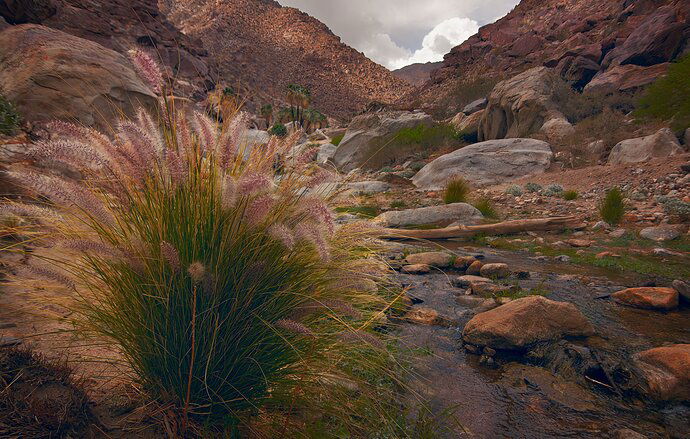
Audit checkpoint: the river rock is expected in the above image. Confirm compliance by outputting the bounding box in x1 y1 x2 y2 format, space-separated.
633 344 690 402
331 111 433 172
466 260 483 276
401 264 431 275
0 24 157 129
462 296 595 350
405 252 453 268
453 275 492 289
373 203 482 228
612 287 679 311
453 256 478 270
412 138 553 189
347 181 391 195
404 307 453 326
608 128 683 165
478 66 565 140
479 263 510 279
639 224 684 242
672 279 690 303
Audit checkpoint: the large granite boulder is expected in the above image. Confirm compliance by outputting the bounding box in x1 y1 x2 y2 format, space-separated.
412 138 553 189
0 24 157 129
608 128 683 165
478 67 565 141
332 111 433 172
633 344 690 402
462 296 595 350
373 203 482 228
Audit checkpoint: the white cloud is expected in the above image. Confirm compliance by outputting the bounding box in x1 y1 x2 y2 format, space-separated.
278 0 519 69
388 17 479 69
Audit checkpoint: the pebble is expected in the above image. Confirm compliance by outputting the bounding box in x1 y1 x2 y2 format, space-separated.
555 255 571 262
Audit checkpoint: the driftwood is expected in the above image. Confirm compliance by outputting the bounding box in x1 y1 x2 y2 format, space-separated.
379 216 585 240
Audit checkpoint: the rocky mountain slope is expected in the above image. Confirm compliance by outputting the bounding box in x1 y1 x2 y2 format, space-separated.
393 61 442 86
162 0 411 120
409 0 690 118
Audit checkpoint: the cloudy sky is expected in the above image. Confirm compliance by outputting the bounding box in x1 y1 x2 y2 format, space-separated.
278 0 520 69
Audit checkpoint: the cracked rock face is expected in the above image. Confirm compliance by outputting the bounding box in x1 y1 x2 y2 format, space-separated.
412 138 554 189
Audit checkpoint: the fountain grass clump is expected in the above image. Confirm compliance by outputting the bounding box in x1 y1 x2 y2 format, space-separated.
1 52 405 436
443 177 471 204
599 187 626 225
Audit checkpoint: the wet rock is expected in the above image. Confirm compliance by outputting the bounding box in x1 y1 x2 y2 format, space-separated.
404 307 453 326
479 263 510 279
462 296 595 350
612 287 679 311
639 224 684 242
401 264 431 275
633 344 690 402
453 275 492 289
453 255 477 270
373 203 483 228
608 128 683 165
412 138 553 189
466 260 484 275
405 252 453 268
672 279 690 303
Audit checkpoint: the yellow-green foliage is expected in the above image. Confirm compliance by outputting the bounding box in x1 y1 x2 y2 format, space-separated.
636 54 690 130
443 177 470 204
562 190 578 200
472 198 498 219
395 123 457 146
599 187 626 225
331 133 345 146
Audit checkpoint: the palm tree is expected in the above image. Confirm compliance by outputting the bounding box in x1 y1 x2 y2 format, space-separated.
286 84 311 128
260 104 273 128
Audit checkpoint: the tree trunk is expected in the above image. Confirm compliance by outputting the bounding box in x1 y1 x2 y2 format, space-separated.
378 216 585 240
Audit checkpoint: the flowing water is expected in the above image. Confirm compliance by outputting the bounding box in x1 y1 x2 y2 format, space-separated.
394 242 690 438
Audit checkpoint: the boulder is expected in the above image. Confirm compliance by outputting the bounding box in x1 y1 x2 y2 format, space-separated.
466 260 483 276
479 263 510 279
331 111 433 172
405 252 453 268
462 98 487 115
373 203 482 228
462 296 595 350
316 143 337 164
556 55 600 90
639 224 685 242
0 24 157 129
584 63 669 94
633 344 690 402
608 128 683 165
541 118 574 140
455 109 484 137
346 181 391 195
412 138 553 189
478 67 565 140
612 287 679 311
672 279 690 303
602 6 687 68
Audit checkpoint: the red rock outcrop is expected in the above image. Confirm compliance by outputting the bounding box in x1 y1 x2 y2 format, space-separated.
162 0 411 120
409 0 690 118
393 62 442 86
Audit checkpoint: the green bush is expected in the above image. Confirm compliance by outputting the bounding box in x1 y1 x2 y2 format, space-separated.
636 54 690 131
473 198 498 219
0 95 20 136
599 187 626 225
525 182 542 193
505 185 523 196
6 102 397 433
544 184 564 197
562 190 578 200
395 123 457 145
443 177 471 204
269 123 287 137
331 133 345 146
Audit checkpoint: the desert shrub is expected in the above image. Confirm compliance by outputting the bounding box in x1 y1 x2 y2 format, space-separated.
0 95 21 136
269 123 287 137
380 166 394 173
636 54 690 131
599 187 626 225
443 177 470 204
390 200 407 209
543 184 564 197
657 196 690 221
505 185 523 196
552 79 637 124
331 133 345 146
473 198 498 219
452 77 500 110
525 182 542 193
562 190 578 200
3 53 400 436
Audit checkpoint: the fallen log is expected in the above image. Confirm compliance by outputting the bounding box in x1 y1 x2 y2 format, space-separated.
379 216 585 240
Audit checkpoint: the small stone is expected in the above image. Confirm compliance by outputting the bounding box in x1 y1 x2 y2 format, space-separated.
566 239 592 248
591 221 609 231
401 264 431 274
554 255 571 262
479 263 510 279
609 229 627 239
466 260 483 275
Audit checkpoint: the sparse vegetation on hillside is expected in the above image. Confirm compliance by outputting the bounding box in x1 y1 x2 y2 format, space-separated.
599 187 626 225
443 177 470 204
0 95 20 136
636 54 690 131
